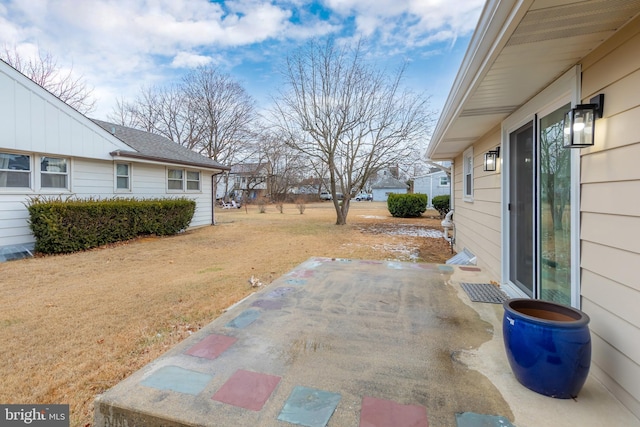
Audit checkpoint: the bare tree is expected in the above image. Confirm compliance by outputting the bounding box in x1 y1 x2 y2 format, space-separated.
182 66 257 163
269 38 432 225
110 66 258 202
257 130 307 202
114 67 257 164
540 119 570 231
1 46 96 114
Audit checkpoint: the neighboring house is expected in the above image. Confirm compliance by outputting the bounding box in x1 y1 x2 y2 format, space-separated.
371 171 408 202
0 59 228 261
413 166 451 207
426 0 640 419
228 162 268 200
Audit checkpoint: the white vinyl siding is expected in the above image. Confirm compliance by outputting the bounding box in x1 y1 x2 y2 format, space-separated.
579 19 640 418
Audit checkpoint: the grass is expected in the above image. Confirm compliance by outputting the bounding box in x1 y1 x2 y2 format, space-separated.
0 202 451 426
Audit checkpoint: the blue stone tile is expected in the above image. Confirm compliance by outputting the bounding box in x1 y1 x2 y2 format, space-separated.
266 287 295 298
277 386 341 427
140 366 212 395
251 299 284 310
226 309 260 329
438 265 454 273
286 279 307 286
455 412 516 427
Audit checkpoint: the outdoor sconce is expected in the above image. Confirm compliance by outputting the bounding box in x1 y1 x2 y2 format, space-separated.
483 147 500 172
563 94 604 148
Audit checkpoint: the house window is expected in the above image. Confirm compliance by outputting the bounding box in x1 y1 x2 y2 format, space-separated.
186 171 200 191
439 176 450 186
167 169 201 191
116 163 131 190
41 156 68 189
0 152 31 188
463 147 473 201
168 169 183 190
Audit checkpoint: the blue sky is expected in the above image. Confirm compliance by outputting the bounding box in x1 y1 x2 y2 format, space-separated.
0 0 484 120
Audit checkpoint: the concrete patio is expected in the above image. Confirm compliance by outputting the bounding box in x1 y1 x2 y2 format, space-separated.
94 258 640 427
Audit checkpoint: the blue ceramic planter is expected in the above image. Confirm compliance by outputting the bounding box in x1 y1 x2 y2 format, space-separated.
503 298 591 399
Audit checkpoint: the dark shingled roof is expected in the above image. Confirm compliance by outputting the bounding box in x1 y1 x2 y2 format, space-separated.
372 176 409 189
92 119 229 172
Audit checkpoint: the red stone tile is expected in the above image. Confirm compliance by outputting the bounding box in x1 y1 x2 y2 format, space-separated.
185 334 237 360
359 396 428 427
459 266 482 272
212 369 281 411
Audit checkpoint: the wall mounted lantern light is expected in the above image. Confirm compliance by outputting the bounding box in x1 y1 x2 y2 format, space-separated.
483 146 500 172
563 94 604 148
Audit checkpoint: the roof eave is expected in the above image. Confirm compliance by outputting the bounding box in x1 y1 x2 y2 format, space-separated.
426 0 533 160
110 150 230 172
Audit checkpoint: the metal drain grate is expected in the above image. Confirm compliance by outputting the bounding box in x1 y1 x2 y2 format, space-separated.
460 283 509 304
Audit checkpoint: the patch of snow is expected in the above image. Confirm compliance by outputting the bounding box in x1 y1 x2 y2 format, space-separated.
359 215 388 219
359 224 444 238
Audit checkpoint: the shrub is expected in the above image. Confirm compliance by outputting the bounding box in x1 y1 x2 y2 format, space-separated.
295 198 306 214
257 198 267 213
387 193 428 218
27 197 195 254
432 195 451 218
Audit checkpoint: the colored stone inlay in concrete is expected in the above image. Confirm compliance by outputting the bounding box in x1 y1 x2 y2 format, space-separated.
266 287 295 298
455 412 515 427
438 265 454 273
387 261 403 270
185 334 237 360
286 279 308 286
359 260 384 265
288 269 316 278
277 385 341 427
140 366 212 395
459 266 482 272
302 259 325 269
359 396 428 427
251 299 284 310
225 309 260 329
410 263 437 270
211 369 281 411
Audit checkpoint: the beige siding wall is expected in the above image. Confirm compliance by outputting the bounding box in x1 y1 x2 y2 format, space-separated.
579 17 640 419
451 126 502 280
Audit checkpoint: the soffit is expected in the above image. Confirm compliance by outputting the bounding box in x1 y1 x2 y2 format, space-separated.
428 0 640 160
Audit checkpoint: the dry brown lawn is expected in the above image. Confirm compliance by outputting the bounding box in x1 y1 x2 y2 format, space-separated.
0 201 452 427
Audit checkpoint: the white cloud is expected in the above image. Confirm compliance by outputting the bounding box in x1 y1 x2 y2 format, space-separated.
0 0 484 120
170 52 213 68
324 0 483 49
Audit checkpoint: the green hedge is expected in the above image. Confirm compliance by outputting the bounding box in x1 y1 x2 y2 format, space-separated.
387 193 428 218
27 197 196 254
432 195 451 218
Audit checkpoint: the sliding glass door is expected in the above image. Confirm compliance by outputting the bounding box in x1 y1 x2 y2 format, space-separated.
507 103 573 303
539 104 572 304
508 122 535 296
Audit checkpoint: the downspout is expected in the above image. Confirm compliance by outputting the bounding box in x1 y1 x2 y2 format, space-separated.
212 174 216 225
211 170 225 225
